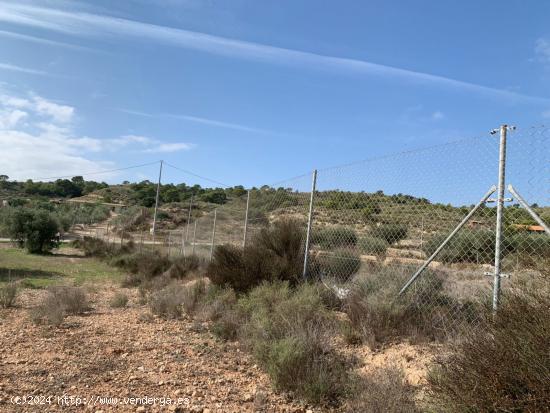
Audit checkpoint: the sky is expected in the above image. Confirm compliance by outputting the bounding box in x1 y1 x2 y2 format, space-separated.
0 0 549 197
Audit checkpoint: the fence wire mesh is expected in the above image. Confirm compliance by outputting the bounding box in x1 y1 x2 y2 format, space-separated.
86 125 548 336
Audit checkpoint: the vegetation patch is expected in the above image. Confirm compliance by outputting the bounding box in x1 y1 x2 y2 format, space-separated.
237 281 351 405
344 265 477 346
312 226 358 249
208 219 307 292
427 285 550 412
370 223 408 244
109 292 129 308
30 285 90 326
316 248 361 281
0 281 18 308
347 366 419 413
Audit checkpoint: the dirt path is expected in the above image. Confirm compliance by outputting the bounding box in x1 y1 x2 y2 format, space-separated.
0 288 320 413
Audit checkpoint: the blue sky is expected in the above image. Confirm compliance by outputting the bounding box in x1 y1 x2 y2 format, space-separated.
0 0 549 193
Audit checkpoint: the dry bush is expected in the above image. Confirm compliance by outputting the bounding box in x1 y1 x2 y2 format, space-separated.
344 265 477 346
48 285 90 315
428 286 550 412
165 255 203 279
120 273 144 288
210 309 242 341
198 286 240 340
238 281 351 404
109 292 129 308
149 283 186 319
148 280 206 319
180 280 207 315
30 294 64 326
347 366 419 413
30 285 89 325
111 251 171 279
0 282 18 308
198 286 237 322
208 219 306 292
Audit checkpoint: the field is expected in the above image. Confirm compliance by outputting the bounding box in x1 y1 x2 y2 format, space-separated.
0 244 125 288
0 246 435 412
0 171 548 412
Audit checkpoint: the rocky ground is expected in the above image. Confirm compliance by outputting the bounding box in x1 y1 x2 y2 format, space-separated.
0 286 434 413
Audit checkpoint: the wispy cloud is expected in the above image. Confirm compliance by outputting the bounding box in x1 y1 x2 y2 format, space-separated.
431 111 445 120
117 108 277 135
0 3 548 104
0 29 93 51
535 38 550 63
143 142 195 153
0 62 49 76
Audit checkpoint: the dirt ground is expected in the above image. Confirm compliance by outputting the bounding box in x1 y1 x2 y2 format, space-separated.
0 286 434 413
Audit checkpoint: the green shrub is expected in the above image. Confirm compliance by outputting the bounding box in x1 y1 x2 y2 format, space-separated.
423 229 550 265
428 287 550 412
313 226 358 248
73 236 113 257
110 251 171 279
423 230 494 264
371 223 408 244
109 292 129 308
348 366 419 413
238 281 351 404
207 244 249 292
317 248 361 281
208 219 307 292
8 209 60 253
0 282 18 308
357 236 388 255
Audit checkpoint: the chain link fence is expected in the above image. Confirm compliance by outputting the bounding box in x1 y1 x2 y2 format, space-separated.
90 125 548 334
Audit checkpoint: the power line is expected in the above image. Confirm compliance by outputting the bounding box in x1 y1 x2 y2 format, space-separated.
163 161 230 188
24 161 162 181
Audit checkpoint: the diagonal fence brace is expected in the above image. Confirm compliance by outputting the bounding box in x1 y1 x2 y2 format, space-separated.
398 185 497 296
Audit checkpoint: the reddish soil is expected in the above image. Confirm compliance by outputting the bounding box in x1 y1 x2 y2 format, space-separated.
0 286 434 413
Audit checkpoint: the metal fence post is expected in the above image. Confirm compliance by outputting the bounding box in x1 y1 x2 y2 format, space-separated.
243 190 250 248
181 228 189 257
492 125 508 312
185 196 193 241
167 231 172 256
302 169 317 279
151 160 163 247
192 220 197 255
210 209 217 262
